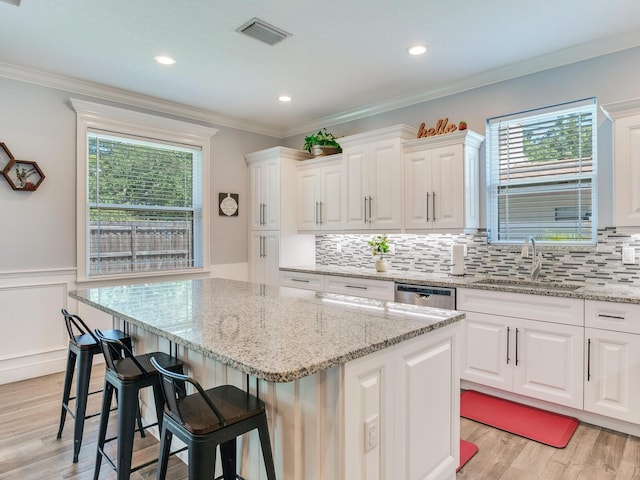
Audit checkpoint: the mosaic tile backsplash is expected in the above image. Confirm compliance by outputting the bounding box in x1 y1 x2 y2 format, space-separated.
316 229 640 286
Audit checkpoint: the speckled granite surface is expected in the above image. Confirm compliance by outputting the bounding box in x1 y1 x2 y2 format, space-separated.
70 278 463 383
281 265 640 304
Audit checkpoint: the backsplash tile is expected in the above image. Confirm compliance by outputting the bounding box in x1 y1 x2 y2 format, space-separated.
316 229 640 286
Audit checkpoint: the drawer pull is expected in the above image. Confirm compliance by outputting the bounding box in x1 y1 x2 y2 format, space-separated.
291 278 310 283
345 285 367 290
597 313 625 320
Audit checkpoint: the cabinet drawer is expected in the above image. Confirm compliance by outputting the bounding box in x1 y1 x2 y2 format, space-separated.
280 271 325 291
324 275 394 301
457 288 584 326
585 300 640 334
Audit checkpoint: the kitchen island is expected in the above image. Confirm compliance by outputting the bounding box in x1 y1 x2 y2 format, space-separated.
71 278 464 480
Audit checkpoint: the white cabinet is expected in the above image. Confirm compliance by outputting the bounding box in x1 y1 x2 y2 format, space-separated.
297 156 345 231
246 147 314 285
344 323 460 480
602 99 640 230
324 275 394 301
249 231 280 285
403 130 484 233
584 300 640 423
459 288 584 409
341 125 416 230
279 270 325 291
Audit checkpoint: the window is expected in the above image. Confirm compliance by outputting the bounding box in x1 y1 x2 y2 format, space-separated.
72 99 217 281
486 98 597 245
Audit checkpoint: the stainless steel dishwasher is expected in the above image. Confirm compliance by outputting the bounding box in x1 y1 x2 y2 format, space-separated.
394 283 456 309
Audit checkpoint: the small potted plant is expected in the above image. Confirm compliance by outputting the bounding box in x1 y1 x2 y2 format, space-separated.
368 234 390 272
458 120 468 131
303 128 342 156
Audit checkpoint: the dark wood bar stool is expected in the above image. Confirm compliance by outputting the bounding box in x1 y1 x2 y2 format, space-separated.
151 357 277 480
93 330 184 480
57 308 139 463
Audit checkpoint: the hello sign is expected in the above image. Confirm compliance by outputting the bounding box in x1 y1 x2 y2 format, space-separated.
416 118 466 138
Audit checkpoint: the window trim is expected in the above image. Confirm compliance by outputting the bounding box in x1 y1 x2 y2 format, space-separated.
485 98 598 246
71 99 217 282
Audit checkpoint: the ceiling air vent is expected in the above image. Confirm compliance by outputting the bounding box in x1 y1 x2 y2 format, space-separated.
236 18 291 46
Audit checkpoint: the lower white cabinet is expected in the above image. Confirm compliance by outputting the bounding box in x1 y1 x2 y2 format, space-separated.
459 288 584 409
584 300 640 423
344 323 460 480
279 271 325 291
323 275 394 301
249 231 280 285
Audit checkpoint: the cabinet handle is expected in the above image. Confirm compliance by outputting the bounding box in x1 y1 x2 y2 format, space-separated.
587 338 592 381
262 236 266 257
315 201 319 225
319 201 323 225
506 326 511 365
259 203 265 225
598 313 625 320
426 193 430 222
364 196 368 224
291 278 310 283
515 328 520 366
263 204 267 225
263 236 267 257
368 196 373 223
259 235 263 257
432 192 437 222
345 284 367 290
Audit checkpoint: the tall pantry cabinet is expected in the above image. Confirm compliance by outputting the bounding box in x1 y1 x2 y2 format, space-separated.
245 147 315 285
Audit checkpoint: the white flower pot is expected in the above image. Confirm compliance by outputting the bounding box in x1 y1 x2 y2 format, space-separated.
375 259 388 272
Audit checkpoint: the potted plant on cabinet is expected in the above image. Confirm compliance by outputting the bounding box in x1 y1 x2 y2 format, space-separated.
368 234 390 272
303 128 342 156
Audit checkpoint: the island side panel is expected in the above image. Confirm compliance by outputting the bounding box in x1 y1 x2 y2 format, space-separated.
344 322 461 480
116 317 343 480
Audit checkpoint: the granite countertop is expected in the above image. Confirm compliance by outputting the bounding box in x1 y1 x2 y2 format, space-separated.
70 278 464 383
281 265 640 304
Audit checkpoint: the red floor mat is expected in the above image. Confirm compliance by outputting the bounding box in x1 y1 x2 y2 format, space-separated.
457 439 478 472
461 390 579 448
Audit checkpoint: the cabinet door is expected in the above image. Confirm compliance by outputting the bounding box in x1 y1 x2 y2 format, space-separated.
513 319 583 409
344 145 368 229
248 158 280 230
320 163 345 229
585 328 640 423
613 115 640 228
461 312 512 391
404 149 431 229
369 140 403 229
297 167 321 231
431 144 464 230
248 232 280 285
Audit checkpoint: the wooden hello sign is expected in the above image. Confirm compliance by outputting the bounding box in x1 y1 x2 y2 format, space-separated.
417 118 467 138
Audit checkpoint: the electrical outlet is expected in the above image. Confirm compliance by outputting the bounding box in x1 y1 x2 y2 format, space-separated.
336 243 342 253
364 415 378 452
389 243 396 255
622 247 635 265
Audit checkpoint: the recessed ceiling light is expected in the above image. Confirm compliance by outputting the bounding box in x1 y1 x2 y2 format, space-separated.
154 55 176 65
278 95 292 102
406 45 427 56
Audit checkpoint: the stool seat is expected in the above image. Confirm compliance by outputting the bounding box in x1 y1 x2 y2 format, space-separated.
152 357 276 480
57 308 138 463
111 352 183 381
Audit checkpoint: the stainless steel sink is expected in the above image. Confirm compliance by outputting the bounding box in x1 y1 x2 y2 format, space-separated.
472 278 583 292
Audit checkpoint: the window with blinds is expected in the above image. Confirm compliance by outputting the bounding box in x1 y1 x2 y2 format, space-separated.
486 98 597 244
88 131 203 276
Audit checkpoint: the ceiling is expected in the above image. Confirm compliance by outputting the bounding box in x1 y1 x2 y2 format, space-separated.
1 1 640 138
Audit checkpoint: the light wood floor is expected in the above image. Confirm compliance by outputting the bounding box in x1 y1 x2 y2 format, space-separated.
2 367 640 480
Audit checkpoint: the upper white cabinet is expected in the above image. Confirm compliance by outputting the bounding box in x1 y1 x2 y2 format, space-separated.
297 156 345 231
403 130 484 233
602 99 640 231
341 125 416 230
248 153 281 231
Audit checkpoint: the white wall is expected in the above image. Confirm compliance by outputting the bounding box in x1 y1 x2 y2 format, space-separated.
0 76 279 383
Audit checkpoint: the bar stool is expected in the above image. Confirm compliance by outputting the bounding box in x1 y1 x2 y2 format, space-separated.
93 330 184 480
151 357 277 480
57 308 139 463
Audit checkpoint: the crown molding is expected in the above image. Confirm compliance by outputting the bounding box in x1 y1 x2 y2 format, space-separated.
0 61 282 138
283 31 640 138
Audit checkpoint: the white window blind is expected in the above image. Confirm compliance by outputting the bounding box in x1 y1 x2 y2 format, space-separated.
486 98 597 244
88 131 203 276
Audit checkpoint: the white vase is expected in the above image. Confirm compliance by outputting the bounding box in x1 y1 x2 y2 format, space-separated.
375 259 388 272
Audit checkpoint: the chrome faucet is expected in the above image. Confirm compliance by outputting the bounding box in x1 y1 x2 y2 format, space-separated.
522 236 542 281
